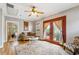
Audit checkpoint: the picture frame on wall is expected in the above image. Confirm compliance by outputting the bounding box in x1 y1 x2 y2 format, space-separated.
24 21 29 31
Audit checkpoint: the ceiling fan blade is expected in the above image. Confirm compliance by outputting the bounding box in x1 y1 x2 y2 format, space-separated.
24 10 32 12
36 14 39 17
28 13 32 16
36 11 44 14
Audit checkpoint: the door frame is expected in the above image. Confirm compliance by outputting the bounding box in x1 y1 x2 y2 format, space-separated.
43 16 66 44
6 20 19 42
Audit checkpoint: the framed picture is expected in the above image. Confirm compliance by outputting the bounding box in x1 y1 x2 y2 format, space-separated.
24 21 29 31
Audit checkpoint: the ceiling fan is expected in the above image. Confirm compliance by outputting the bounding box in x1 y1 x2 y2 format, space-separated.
24 6 44 17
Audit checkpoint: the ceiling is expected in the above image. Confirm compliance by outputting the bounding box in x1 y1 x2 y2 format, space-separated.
13 3 79 21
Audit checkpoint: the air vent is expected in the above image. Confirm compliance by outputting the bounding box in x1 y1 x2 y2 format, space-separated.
6 3 14 8
6 3 18 16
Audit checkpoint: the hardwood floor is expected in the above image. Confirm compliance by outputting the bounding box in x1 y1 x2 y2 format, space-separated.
0 40 29 55
0 42 16 55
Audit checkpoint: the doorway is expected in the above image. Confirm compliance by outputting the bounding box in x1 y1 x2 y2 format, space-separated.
6 21 19 42
43 16 66 44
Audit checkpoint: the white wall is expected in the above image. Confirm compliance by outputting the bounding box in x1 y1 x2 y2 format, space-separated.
0 4 6 48
0 8 3 48
36 6 79 44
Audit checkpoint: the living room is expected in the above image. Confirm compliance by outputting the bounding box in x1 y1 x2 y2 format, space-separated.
0 3 79 55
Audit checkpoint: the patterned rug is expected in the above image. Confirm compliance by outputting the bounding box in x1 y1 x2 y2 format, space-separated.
12 41 68 55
